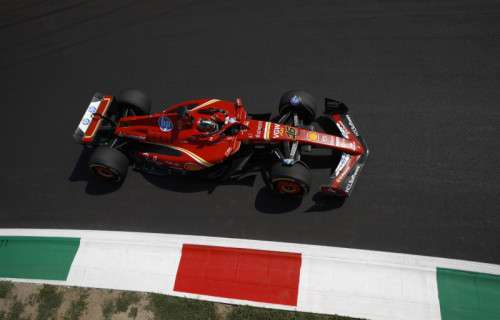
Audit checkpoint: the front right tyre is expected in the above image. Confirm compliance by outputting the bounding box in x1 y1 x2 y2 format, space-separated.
270 161 312 196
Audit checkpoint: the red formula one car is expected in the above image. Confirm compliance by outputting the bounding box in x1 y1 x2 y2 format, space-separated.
73 89 369 197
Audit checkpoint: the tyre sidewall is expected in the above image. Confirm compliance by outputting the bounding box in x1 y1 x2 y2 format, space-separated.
89 147 129 182
279 90 317 123
116 89 151 115
270 162 312 195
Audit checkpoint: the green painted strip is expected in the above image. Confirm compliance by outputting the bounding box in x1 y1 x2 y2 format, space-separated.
0 236 80 281
437 267 500 320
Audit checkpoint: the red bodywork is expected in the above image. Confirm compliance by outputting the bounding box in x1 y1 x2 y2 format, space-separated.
76 95 368 195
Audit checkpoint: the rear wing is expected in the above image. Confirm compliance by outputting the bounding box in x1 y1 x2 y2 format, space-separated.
321 98 369 197
73 93 114 144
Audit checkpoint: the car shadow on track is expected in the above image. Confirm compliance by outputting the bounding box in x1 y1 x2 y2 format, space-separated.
254 187 303 214
70 149 346 212
69 148 257 195
254 188 345 214
141 173 257 194
306 193 346 212
68 148 124 195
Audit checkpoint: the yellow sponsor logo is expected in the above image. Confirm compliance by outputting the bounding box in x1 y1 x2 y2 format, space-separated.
308 132 318 141
285 126 297 140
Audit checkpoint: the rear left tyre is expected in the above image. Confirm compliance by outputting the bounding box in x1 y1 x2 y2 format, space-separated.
270 161 312 196
89 146 129 182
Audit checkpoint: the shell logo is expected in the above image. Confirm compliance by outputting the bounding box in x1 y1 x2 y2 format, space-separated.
307 132 318 141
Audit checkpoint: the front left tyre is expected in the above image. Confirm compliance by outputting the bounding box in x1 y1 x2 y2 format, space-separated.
89 146 129 182
278 89 317 124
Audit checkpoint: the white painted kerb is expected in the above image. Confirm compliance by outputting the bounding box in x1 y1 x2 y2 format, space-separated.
1 229 500 320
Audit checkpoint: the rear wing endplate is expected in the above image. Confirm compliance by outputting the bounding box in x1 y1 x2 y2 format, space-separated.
73 93 113 144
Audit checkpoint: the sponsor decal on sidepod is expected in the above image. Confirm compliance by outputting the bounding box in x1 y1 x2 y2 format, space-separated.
158 116 173 132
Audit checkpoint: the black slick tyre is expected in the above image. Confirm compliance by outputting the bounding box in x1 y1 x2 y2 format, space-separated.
89 147 129 182
270 162 312 196
278 90 317 124
116 89 151 115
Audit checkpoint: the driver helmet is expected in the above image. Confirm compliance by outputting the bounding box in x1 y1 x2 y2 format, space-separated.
197 118 219 134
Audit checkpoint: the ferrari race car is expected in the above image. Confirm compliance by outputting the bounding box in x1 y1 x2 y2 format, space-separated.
73 89 369 197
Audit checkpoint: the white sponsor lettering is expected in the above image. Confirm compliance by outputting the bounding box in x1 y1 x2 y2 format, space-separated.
78 100 100 133
336 121 349 138
334 154 350 177
345 115 359 136
335 137 354 149
345 165 361 192
272 124 281 139
256 121 263 138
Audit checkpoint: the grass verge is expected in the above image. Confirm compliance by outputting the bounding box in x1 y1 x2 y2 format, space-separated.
0 281 14 299
63 290 88 320
147 293 216 320
227 305 359 320
0 281 363 320
36 285 63 320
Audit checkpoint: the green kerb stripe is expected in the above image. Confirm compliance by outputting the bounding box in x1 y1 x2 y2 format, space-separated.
0 236 80 281
437 267 500 320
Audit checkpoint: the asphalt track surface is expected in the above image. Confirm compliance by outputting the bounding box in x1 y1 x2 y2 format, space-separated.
1 1 499 264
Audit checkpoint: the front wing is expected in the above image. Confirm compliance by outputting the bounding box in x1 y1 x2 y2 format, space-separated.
321 100 369 197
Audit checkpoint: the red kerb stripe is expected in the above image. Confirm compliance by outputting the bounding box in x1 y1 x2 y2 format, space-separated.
174 244 302 306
